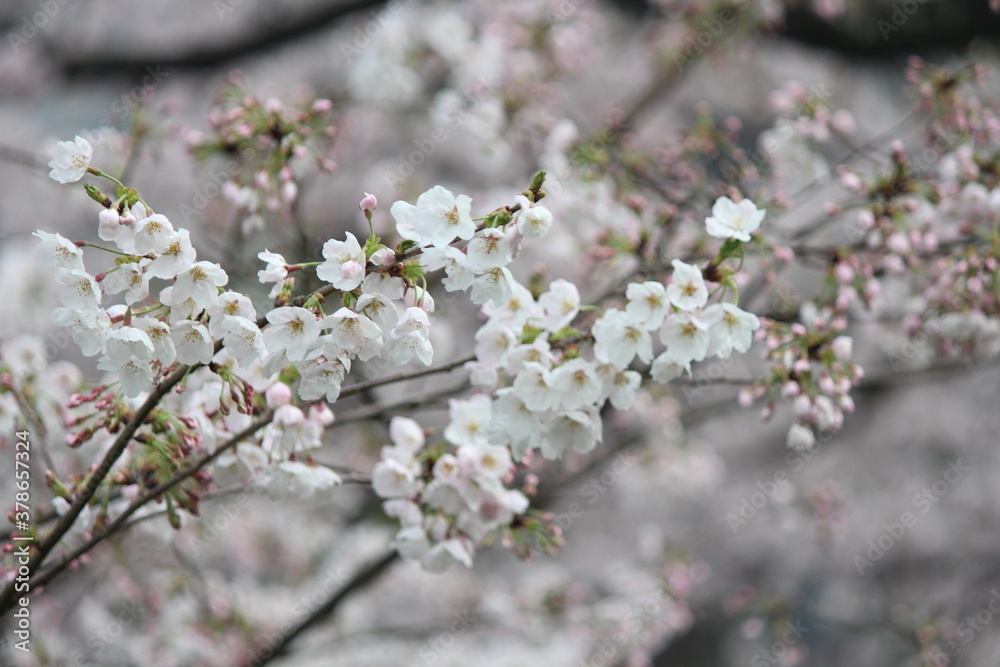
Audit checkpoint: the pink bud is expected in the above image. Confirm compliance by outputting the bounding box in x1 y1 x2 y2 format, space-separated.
857 210 875 231
773 245 795 263
886 233 910 255
340 260 364 283
309 403 335 426
264 97 283 114
265 382 293 407
359 192 378 213
831 109 855 134
839 171 863 192
738 387 754 407
312 98 333 113
370 247 395 267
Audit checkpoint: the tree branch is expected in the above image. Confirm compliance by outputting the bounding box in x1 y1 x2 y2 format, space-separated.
251 550 401 666
0 362 191 615
52 0 388 78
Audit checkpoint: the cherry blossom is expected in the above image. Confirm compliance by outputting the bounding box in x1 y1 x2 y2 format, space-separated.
317 232 366 290
704 195 766 242
666 259 708 311
47 135 92 184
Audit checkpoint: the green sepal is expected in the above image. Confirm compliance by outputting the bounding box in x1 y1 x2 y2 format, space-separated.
363 235 383 259
166 495 182 530
84 183 112 208
340 289 360 310
717 238 745 261
402 260 425 282
550 326 583 342
484 208 513 228
520 324 543 344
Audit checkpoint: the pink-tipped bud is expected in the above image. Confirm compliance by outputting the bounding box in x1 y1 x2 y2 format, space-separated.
359 192 378 214
370 247 395 267
340 260 364 283
309 403 335 426
773 245 795 263
265 382 293 408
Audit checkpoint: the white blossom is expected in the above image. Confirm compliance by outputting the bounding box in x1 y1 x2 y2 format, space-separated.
512 361 560 412
33 230 84 271
317 232 366 291
263 307 322 362
512 196 553 239
421 246 475 291
550 358 603 410
705 196 765 242
372 457 422 498
207 292 257 339
101 260 150 305
52 307 110 357
257 250 289 299
103 326 154 365
221 315 266 367
392 185 476 247
444 394 493 447
787 423 816 451
625 281 669 330
322 308 383 361
134 316 176 365
355 293 400 333
146 229 196 279
702 302 760 357
592 308 653 368
667 259 708 311
133 214 175 255
465 228 512 272
538 279 580 331
542 408 602 458
470 266 514 306
171 320 214 365
48 136 92 184
598 364 642 410
55 268 102 314
173 261 229 311
298 359 348 403
659 311 711 366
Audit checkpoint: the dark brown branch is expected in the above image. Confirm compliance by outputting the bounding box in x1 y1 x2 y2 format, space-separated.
0 362 191 615
23 355 471 597
251 550 400 666
54 0 388 78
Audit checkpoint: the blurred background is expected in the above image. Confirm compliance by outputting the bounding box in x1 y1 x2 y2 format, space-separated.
3 1 1000 665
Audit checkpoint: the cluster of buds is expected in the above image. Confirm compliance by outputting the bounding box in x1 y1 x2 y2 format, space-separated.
744 303 862 451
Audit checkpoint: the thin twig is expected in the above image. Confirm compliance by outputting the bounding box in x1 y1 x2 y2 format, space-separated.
252 550 401 666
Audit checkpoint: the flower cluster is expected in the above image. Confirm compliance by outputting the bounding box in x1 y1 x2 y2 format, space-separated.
365 195 764 570
372 415 530 572
745 302 861 450
183 74 338 233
